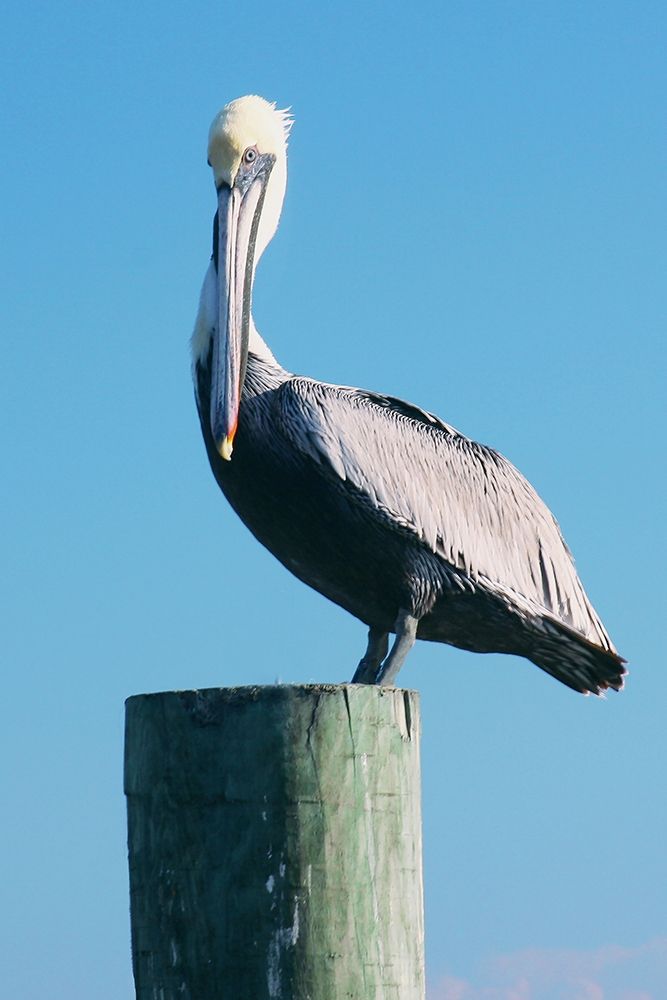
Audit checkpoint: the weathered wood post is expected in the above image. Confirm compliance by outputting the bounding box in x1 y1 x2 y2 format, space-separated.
125 684 424 999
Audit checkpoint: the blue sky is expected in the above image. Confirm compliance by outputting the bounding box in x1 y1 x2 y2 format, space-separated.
2 1 665 997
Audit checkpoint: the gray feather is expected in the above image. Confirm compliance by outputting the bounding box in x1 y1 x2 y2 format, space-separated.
277 377 615 653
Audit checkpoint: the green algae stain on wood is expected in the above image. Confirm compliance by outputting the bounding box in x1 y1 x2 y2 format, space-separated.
125 684 424 1000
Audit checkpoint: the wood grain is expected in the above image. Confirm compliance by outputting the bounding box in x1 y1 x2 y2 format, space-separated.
125 684 424 999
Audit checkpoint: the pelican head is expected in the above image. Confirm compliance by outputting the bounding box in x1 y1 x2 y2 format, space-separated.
206 96 291 460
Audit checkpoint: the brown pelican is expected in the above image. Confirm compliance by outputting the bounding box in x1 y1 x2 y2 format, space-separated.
191 95 626 695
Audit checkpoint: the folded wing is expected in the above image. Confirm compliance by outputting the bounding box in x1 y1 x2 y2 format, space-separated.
276 377 615 653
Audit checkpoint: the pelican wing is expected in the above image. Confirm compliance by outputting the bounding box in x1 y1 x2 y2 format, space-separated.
277 377 614 651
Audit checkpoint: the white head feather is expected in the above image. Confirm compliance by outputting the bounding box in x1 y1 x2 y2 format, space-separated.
191 97 291 368
207 95 292 262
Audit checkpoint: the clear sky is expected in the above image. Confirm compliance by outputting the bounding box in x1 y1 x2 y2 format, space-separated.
2 1 665 997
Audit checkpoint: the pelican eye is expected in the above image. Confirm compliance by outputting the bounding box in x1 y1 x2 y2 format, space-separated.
243 146 258 166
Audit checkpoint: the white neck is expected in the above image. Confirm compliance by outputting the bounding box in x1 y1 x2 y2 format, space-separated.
248 318 281 366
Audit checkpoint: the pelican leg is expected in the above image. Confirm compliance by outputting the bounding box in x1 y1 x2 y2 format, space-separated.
373 609 418 686
351 627 389 684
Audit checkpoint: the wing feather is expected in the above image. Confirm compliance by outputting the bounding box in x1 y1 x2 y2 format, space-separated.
276 377 614 651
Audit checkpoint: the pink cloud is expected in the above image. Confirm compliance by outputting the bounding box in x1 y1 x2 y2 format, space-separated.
435 975 469 1000
433 977 531 1000
429 937 667 1000
487 938 667 983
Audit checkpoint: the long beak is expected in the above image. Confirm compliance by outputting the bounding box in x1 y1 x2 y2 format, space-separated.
210 168 271 460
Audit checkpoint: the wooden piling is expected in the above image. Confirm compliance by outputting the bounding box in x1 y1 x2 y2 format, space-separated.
125 684 424 999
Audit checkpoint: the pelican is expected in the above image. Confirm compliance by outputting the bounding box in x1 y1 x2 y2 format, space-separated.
191 95 626 695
